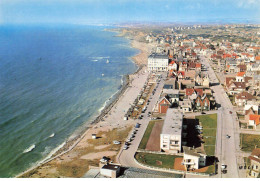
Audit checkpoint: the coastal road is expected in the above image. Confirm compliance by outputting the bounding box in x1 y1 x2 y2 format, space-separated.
117 72 167 167
201 56 240 178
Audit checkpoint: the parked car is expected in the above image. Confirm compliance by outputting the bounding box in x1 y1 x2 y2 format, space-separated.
201 112 206 114
100 156 110 163
123 145 128 150
229 111 232 114
135 123 140 128
113 140 121 145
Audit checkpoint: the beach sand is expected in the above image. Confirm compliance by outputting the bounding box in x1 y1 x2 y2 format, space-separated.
19 32 153 178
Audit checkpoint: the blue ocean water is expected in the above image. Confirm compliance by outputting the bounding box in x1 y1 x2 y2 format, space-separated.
0 25 138 177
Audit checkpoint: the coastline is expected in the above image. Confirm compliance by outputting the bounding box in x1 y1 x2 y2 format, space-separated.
17 28 151 178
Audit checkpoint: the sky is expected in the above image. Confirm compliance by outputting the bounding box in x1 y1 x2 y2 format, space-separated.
0 0 260 25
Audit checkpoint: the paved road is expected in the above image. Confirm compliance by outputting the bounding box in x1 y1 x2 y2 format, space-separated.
117 72 167 167
201 56 240 178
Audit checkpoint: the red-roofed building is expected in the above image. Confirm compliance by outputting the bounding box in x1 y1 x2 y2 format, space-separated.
236 72 246 82
158 97 171 113
248 115 260 129
248 148 260 178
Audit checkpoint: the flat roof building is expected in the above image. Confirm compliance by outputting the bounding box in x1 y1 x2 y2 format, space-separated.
148 53 169 72
160 108 183 153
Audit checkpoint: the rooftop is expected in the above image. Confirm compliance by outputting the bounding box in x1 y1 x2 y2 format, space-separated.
161 109 183 135
148 53 168 59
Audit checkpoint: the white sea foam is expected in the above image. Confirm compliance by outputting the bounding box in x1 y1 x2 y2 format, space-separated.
23 144 35 153
90 56 110 60
91 59 98 62
49 133 55 138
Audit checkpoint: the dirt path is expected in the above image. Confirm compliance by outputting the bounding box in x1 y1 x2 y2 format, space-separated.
145 121 163 151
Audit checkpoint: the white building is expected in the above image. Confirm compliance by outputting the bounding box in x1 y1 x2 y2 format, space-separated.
160 109 183 153
182 146 207 171
148 53 169 72
100 164 121 178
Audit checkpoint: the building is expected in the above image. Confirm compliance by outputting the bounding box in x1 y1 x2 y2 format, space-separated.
160 109 183 153
179 99 193 113
182 146 207 171
248 148 260 178
100 164 121 178
158 97 171 114
148 53 169 72
235 91 256 107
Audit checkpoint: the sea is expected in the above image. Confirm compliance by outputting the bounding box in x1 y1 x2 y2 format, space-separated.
0 24 138 177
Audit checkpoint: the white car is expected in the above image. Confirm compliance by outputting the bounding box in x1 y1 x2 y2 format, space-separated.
113 140 121 145
123 145 128 150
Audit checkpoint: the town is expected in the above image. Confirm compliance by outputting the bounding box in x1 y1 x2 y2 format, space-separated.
84 24 260 178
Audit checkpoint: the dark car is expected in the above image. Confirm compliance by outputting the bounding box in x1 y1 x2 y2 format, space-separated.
201 112 206 114
135 123 140 128
229 111 232 114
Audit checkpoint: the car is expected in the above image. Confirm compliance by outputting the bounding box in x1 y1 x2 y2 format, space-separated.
123 145 128 150
113 140 121 145
127 138 132 142
135 123 140 128
201 112 206 114
229 111 232 114
100 156 110 163
226 135 231 139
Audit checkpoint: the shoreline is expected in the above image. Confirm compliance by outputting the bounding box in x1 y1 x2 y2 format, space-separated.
17 28 150 178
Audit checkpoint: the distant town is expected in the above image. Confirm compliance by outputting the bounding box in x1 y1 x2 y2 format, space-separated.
21 24 260 178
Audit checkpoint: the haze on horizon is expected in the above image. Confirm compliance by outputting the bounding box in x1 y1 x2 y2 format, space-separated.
0 0 260 25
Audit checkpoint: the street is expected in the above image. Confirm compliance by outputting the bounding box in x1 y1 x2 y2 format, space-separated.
201 56 240 178
117 72 167 167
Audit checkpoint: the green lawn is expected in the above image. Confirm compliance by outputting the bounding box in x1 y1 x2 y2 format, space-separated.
240 134 260 152
205 165 215 174
202 129 216 137
203 137 216 145
138 120 162 149
204 145 215 156
135 152 181 169
196 114 217 129
196 114 217 156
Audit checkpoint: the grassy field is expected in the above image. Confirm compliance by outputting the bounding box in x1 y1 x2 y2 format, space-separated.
135 152 181 169
138 120 162 149
240 134 260 152
196 114 217 156
20 126 132 178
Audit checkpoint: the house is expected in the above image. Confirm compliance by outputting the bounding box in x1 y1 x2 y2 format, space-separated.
100 164 121 178
244 101 259 115
235 92 256 107
158 97 171 114
163 78 176 90
195 74 210 87
168 60 178 71
236 72 246 82
179 99 193 113
160 109 183 153
247 114 260 129
162 89 180 104
148 53 169 72
194 95 210 111
185 88 203 100
226 82 246 95
225 77 235 87
237 64 247 72
195 63 201 72
182 146 207 171
248 148 260 178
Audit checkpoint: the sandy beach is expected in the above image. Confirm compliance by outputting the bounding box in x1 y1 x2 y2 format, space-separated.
18 31 153 178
